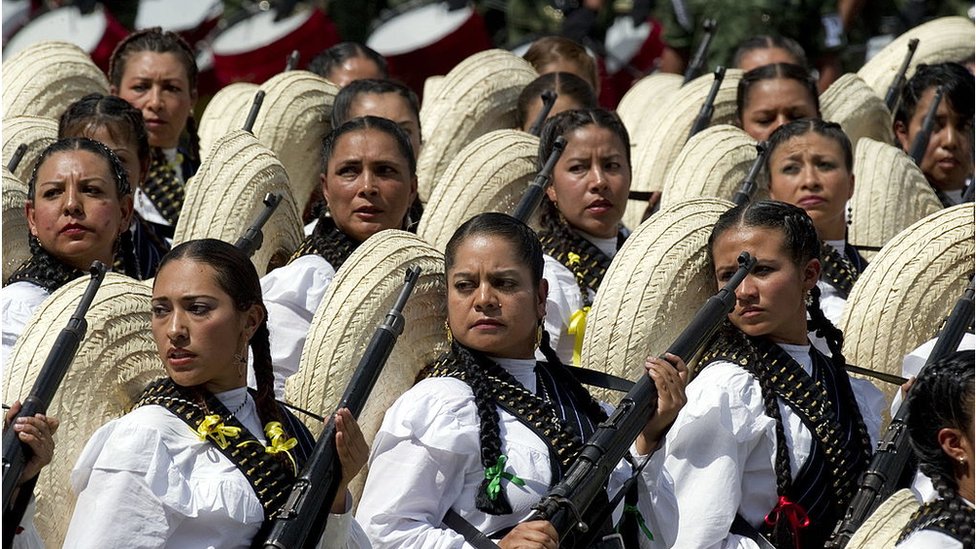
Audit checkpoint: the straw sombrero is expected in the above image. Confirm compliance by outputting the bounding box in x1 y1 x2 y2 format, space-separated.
2 116 59 183
658 125 764 212
285 230 448 506
820 73 895 148
845 489 920 549
841 203 974 414
3 273 159 547
615 72 684 143
848 138 942 260
2 41 110 119
2 168 30 283
197 82 260 161
423 75 445 101
417 129 540 250
172 130 303 276
858 17 975 100
416 49 538 202
583 198 733 401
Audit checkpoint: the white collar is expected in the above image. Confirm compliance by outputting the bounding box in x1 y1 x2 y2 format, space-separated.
577 230 619 259
824 239 845 256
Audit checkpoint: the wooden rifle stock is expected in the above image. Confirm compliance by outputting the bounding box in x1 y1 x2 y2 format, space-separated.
908 86 943 166
884 38 919 112
732 141 768 207
688 66 726 140
511 136 567 223
2 262 106 536
527 253 756 543
235 193 282 257
260 266 422 549
827 275 975 548
683 19 717 84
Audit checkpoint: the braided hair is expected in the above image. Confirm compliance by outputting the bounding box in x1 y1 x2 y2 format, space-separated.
59 93 151 181
765 118 853 173
155 239 290 464
895 63 974 129
736 63 821 127
904 350 975 545
108 27 200 167
26 137 138 279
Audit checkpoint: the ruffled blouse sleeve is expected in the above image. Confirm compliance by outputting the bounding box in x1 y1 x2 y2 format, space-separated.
540 255 584 365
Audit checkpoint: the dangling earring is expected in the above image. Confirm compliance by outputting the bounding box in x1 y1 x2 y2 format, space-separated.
846 203 853 227
535 321 543 349
445 320 453 344
805 289 813 307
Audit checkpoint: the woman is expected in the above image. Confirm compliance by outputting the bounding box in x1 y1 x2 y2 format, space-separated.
736 63 820 141
357 212 681 548
308 42 388 88
59 93 170 278
331 79 422 159
893 62 974 207
516 72 597 134
896 350 974 548
536 109 631 365
765 119 866 326
663 200 883 549
523 36 601 98
108 27 199 233
261 116 418 395
63 239 370 548
1 138 135 365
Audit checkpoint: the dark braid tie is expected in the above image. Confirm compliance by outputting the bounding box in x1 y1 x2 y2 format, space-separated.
288 216 360 270
143 148 186 226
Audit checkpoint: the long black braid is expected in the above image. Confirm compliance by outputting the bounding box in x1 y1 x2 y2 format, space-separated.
898 351 975 546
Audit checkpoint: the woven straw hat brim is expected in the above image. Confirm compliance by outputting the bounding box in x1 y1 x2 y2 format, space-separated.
841 203 974 413
2 41 109 119
3 274 159 547
2 115 59 183
197 82 261 161
858 16 975 98
417 129 540 249
416 49 538 202
2 168 30 283
845 489 919 549
820 73 894 148
583 197 733 401
286 230 448 506
423 75 445 101
173 130 303 276
848 138 941 258
658 125 765 211
616 72 684 144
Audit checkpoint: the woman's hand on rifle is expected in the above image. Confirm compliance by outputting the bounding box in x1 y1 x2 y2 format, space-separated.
499 519 559 549
4 400 60 487
330 407 370 513
636 353 688 455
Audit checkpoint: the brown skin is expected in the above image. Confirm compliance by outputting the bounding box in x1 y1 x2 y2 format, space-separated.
4 401 59 504
736 47 802 72
326 56 386 88
894 87 974 192
330 407 370 513
938 412 975 502
738 78 819 141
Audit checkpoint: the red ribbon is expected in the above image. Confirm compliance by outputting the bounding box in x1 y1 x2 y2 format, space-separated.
764 496 810 549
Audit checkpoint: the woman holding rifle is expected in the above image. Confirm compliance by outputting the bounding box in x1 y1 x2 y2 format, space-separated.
63 239 370 548
662 200 883 549
357 212 682 548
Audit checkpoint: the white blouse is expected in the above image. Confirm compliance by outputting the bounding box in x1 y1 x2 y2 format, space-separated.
357 357 678 548
259 254 337 396
1 281 51 368
64 386 368 549
818 239 849 328
662 339 884 549
135 148 181 227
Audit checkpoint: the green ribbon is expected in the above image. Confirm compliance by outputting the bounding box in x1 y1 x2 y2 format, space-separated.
623 504 654 540
484 455 526 500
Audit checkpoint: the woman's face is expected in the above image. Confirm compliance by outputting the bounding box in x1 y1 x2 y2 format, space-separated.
740 78 819 141
26 149 133 271
447 234 547 359
83 125 146 190
712 226 819 345
768 132 854 241
894 86 974 192
113 51 195 149
521 94 585 133
326 56 385 88
346 92 422 157
546 124 630 239
151 258 262 394
321 128 417 243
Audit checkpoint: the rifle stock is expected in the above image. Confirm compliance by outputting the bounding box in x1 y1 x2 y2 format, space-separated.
884 38 919 112
688 66 726 140
511 136 567 223
908 86 943 166
2 262 106 525
731 141 768 207
261 266 422 549
235 192 282 257
827 275 975 548
528 252 756 542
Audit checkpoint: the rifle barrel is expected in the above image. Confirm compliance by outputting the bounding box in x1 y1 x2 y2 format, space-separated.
688 66 726 140
683 19 717 84
732 141 768 207
512 136 567 223
243 91 267 133
908 86 943 165
235 192 282 257
7 144 28 173
884 38 919 112
528 90 558 137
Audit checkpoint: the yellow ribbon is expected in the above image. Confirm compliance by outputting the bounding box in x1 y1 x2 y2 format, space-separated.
567 252 581 266
237 421 299 475
195 415 242 449
568 306 590 366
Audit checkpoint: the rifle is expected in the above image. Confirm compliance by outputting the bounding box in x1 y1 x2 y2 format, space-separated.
261 266 422 549
528 252 756 543
683 19 717 84
528 90 558 137
243 90 267 134
235 193 282 258
826 275 975 548
908 86 943 166
731 141 768 207
511 136 567 223
688 66 727 140
884 38 919 113
2 262 107 537
6 144 27 173
285 50 300 72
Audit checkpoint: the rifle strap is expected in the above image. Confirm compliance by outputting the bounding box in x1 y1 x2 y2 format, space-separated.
562 365 634 392
441 508 500 549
